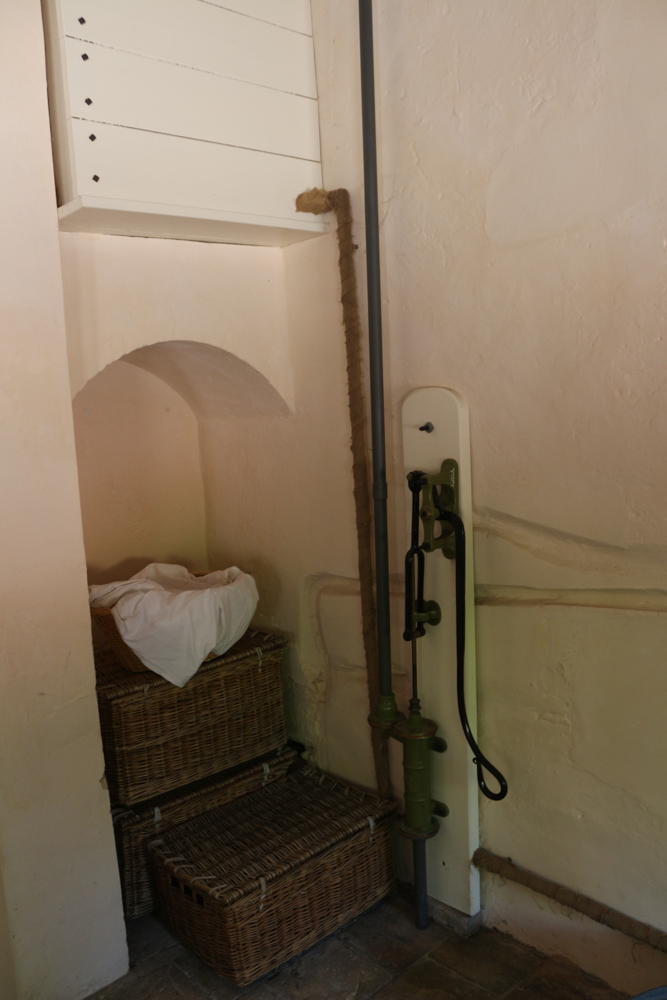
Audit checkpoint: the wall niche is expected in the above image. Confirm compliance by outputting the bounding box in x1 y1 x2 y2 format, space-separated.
73 357 207 584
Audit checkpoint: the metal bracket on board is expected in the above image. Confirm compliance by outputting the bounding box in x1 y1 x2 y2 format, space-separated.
414 459 459 559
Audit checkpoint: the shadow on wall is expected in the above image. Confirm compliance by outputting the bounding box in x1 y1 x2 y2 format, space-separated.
73 340 291 585
125 340 291 420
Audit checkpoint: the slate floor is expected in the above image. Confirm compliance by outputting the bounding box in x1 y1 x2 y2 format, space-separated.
87 893 629 1000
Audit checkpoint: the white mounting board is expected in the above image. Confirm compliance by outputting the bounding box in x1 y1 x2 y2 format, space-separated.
402 387 481 917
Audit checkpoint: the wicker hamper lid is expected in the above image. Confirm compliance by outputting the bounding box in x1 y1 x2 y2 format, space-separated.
149 767 397 906
95 628 288 698
112 747 297 832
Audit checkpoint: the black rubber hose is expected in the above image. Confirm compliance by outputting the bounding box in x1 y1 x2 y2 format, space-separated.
439 510 508 801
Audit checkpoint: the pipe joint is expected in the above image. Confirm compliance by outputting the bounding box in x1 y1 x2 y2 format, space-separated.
368 693 401 729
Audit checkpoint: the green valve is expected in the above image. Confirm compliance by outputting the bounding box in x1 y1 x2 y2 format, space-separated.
418 459 459 559
412 599 441 627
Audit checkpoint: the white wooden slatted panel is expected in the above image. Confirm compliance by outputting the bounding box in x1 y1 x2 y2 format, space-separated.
60 0 317 98
197 0 312 35
71 119 322 221
65 38 320 161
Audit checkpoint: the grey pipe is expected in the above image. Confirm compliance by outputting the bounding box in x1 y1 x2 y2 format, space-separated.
413 840 429 930
358 0 393 702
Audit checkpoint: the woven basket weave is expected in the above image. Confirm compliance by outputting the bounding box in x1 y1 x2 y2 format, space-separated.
150 767 397 986
95 628 288 805
91 606 152 673
113 747 297 919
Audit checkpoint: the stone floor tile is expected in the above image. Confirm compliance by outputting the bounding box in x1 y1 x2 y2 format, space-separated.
268 936 393 1000
130 943 192 981
370 956 492 1000
85 901 630 1000
87 963 209 1000
338 894 452 973
157 956 284 1000
172 949 236 995
508 957 629 1000
212 983 284 1000
170 939 288 1000
430 926 542 994
126 915 181 968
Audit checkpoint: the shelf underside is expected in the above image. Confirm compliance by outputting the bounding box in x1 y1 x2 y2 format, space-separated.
58 196 328 247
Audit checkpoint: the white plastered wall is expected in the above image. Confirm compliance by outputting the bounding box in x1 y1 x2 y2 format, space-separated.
4 2 378 997
61 233 296 599
5 0 667 995
0 2 128 997
72 361 208 583
309 0 667 993
199 232 409 785
59 231 293 406
61 216 401 794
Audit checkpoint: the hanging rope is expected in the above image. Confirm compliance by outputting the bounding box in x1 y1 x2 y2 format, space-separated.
296 187 390 798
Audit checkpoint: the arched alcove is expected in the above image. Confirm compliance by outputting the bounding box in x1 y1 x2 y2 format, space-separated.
124 340 291 420
73 341 290 584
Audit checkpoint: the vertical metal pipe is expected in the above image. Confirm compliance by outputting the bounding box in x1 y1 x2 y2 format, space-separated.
413 840 429 929
358 0 392 701
358 4 429 929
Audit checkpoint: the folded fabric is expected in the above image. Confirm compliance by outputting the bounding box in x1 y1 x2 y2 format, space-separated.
89 563 259 686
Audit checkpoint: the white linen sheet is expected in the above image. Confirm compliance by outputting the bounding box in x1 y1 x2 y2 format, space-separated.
89 563 259 686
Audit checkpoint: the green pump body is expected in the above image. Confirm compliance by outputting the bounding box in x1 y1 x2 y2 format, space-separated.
368 461 460 842
393 713 448 839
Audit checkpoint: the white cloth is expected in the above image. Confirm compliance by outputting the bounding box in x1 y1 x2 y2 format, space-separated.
89 564 259 686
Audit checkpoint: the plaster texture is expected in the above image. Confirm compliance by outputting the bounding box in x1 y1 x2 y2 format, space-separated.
73 361 208 584
0 2 128 997
307 0 667 992
200 232 367 755
3 0 667 996
59 231 293 408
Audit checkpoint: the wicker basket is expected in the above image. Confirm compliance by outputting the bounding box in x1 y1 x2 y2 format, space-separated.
95 628 288 805
150 767 397 986
113 747 297 919
91 606 151 673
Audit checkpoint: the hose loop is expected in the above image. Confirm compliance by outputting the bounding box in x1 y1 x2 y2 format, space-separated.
436 508 508 802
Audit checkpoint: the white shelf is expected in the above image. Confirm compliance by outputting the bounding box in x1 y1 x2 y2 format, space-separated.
58 196 327 246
